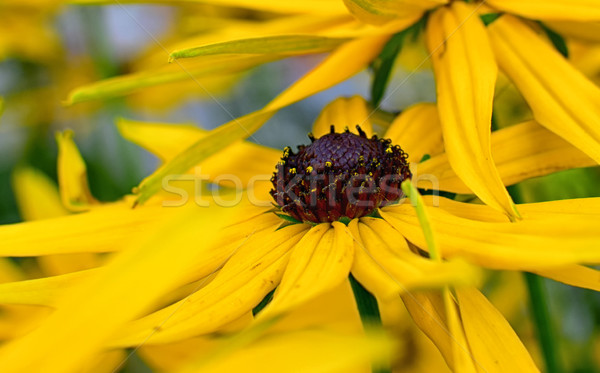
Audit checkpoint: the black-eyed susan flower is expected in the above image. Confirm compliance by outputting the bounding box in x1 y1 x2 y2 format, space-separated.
0 96 599 371
66 0 600 223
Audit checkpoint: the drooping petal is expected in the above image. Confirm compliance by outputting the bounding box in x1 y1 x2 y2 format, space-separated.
486 0 600 22
456 287 540 372
0 205 237 373
427 3 518 219
343 0 445 25
258 222 354 318
383 103 443 162
312 96 373 137
55 131 97 211
111 223 310 346
418 120 596 194
381 201 600 269
488 15 600 164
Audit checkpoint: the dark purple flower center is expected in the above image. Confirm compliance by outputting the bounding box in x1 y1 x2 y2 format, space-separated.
270 125 411 223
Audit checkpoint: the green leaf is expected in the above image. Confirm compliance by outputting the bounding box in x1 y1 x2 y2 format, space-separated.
480 13 501 26
170 35 349 61
370 17 425 107
538 22 569 58
134 110 275 205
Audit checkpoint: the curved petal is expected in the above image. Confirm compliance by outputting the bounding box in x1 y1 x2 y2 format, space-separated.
545 21 600 42
11 167 67 220
456 288 539 372
312 96 373 137
381 201 600 269
488 15 600 164
427 3 518 219
111 223 310 346
259 223 354 318
56 131 97 211
487 0 600 22
418 120 596 194
383 103 443 162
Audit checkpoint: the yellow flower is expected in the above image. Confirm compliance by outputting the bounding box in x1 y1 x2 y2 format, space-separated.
0 96 599 371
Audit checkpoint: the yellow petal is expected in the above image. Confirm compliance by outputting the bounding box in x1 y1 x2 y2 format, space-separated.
181 329 394 373
55 131 97 211
456 287 539 372
418 120 597 194
117 119 281 188
534 264 600 291
545 21 600 42
265 34 390 111
0 204 236 373
382 202 600 269
112 223 310 346
487 0 600 22
427 3 518 219
0 269 97 307
259 222 353 318
170 35 350 61
488 15 600 164
349 218 480 300
312 96 373 137
11 167 67 220
70 0 349 15
384 103 443 162
343 0 445 25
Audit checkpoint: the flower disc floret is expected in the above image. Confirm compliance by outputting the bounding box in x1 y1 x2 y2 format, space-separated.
270 125 411 223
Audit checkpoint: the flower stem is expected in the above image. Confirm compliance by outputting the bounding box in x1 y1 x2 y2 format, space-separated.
523 272 563 373
349 274 390 373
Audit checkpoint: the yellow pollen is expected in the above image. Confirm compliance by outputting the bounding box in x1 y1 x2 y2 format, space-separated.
325 161 332 167
290 168 297 174
385 147 393 154
306 166 314 173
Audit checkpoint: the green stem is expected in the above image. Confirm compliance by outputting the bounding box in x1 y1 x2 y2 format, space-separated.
523 273 563 373
349 274 390 373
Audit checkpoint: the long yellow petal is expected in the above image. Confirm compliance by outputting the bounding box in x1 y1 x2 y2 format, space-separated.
0 204 236 373
55 131 97 211
180 329 393 373
70 0 349 15
11 167 67 220
534 264 600 291
112 223 309 346
343 0 445 25
545 21 600 42
486 0 600 22
117 119 281 187
456 287 539 372
259 223 353 318
381 201 600 269
427 3 518 219
312 95 373 137
383 103 443 163
418 120 596 194
488 15 600 164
